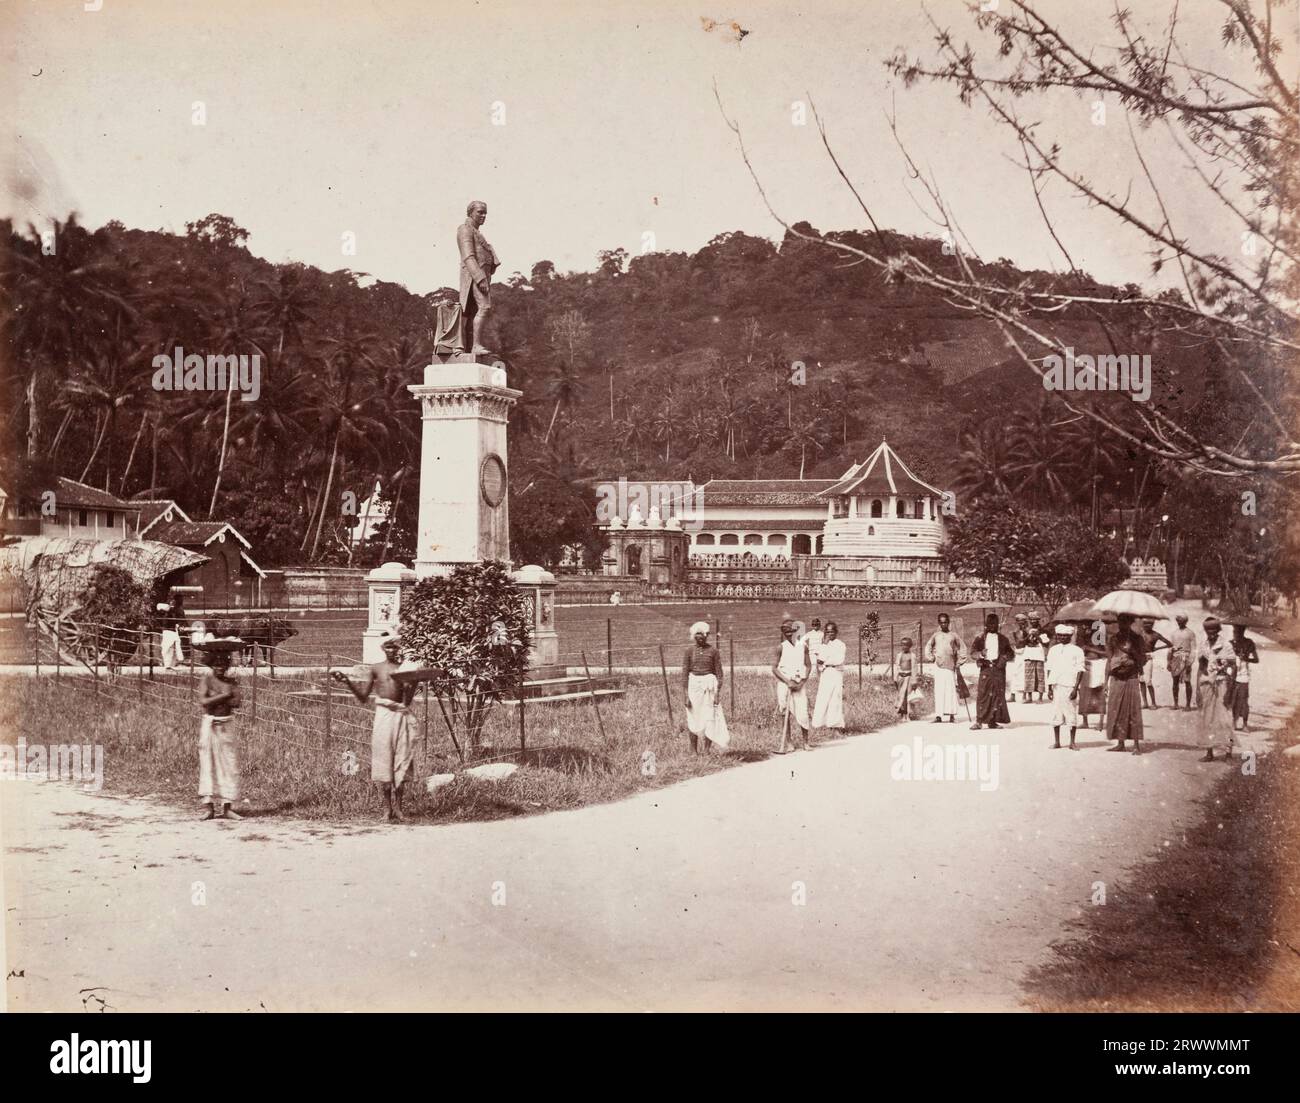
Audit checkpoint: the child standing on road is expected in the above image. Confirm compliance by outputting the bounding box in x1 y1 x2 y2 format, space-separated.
896 637 917 720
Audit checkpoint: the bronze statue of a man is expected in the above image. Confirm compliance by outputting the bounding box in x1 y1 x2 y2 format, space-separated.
455 200 499 355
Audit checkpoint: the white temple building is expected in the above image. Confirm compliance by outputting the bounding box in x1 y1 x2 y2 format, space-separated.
598 441 954 587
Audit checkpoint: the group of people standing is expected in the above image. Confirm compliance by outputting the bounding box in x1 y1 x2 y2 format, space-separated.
195 630 419 824
681 617 849 756
963 609 1260 760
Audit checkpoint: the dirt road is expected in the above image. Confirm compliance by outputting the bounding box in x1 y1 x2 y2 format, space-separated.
4 609 1295 1011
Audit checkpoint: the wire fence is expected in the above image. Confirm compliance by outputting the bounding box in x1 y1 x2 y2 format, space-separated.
9 607 973 782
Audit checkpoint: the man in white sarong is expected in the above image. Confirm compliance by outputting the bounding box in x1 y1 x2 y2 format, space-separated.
772 618 811 752
924 613 966 723
682 621 729 752
158 602 184 669
332 632 417 822
1045 623 1085 749
811 621 846 732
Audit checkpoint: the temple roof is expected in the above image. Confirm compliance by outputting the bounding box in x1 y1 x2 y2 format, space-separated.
819 441 945 499
693 480 835 507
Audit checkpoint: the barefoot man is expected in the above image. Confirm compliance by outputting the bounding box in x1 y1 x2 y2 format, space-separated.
332 633 417 822
772 618 811 753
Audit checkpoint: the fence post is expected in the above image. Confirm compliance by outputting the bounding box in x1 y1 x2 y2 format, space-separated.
657 644 675 731
94 624 100 695
424 682 430 756
579 650 608 743
606 617 613 675
55 626 61 683
889 624 895 679
324 651 332 746
147 629 154 681
137 631 143 699
251 644 258 723
729 635 735 715
518 676 526 756
918 616 924 677
34 627 40 678
858 628 862 688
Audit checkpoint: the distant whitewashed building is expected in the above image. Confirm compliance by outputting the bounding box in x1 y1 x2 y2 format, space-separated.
598 441 955 587
349 481 391 546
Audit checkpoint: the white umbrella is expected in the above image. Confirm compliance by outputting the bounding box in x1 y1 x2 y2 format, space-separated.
1092 589 1168 620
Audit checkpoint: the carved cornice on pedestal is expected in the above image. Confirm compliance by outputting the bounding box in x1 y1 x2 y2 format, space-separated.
409 385 521 424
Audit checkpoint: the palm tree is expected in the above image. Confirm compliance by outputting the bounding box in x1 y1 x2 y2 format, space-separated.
3 215 137 458
612 409 647 466
953 421 1012 502
300 323 384 559
204 289 267 515
786 417 827 479
252 264 316 365
651 403 677 463
542 358 585 444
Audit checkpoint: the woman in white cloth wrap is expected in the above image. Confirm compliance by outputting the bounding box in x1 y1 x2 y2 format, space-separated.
682 621 728 752
812 621 846 732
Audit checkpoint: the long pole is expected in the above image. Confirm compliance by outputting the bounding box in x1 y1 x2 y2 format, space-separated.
606 617 613 675
251 644 258 722
729 636 735 714
324 651 332 747
889 624 895 679
858 628 862 688
917 617 924 677
657 643 675 729
518 676 526 756
580 650 608 743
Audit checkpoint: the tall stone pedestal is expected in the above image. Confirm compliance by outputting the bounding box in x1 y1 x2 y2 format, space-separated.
363 560 416 663
408 358 521 579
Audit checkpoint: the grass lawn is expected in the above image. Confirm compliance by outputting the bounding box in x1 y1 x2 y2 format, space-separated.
0 665 928 826
0 599 999 668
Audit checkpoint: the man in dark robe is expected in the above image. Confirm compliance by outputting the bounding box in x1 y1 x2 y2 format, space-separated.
969 613 1014 730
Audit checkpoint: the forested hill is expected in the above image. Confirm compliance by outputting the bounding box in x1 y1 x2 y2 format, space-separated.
2 212 1147 566
491 223 1134 491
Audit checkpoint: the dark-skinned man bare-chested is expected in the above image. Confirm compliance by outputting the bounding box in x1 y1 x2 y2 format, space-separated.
331 633 417 822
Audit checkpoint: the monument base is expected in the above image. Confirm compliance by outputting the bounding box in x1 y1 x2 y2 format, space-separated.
363 561 417 663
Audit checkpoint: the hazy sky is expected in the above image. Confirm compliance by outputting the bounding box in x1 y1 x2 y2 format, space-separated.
3 0 1288 293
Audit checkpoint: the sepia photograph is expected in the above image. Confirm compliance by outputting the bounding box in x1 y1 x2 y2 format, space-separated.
1 0 1298 1070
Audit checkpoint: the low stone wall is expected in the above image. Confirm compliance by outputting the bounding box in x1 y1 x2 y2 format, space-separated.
556 574 646 605
278 567 367 608
674 580 1052 604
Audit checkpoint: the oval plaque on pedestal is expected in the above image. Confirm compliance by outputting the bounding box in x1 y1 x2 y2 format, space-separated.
480 453 507 507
